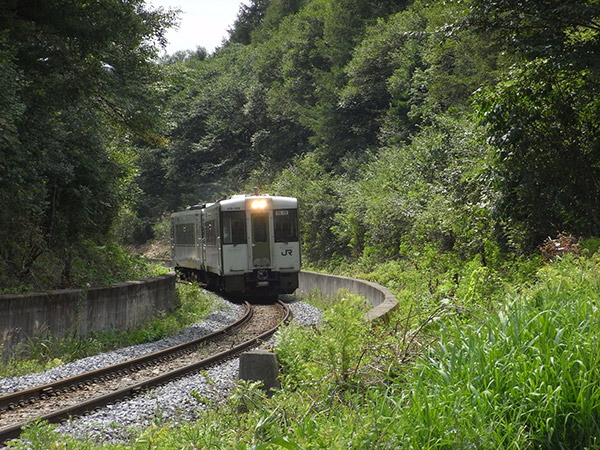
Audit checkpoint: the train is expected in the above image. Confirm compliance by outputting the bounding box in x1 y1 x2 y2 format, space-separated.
170 194 300 297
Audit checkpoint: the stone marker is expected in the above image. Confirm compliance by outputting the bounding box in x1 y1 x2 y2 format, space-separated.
239 350 280 395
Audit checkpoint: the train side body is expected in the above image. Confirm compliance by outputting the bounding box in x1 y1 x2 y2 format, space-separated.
171 195 300 296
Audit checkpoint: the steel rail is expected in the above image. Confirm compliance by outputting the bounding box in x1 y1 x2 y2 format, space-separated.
0 302 252 414
0 301 289 444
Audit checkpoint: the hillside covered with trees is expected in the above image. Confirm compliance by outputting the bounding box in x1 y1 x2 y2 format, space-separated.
3 1 600 447
148 0 598 265
2 0 599 291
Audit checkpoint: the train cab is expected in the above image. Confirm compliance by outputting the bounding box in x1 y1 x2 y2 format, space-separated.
171 194 300 297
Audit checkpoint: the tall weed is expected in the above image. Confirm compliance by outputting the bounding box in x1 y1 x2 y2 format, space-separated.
386 256 600 448
277 293 370 391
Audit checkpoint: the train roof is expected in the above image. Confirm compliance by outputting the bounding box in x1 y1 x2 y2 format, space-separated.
171 194 297 217
220 194 297 211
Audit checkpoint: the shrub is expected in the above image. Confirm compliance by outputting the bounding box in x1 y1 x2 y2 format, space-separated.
276 293 370 391
386 256 600 448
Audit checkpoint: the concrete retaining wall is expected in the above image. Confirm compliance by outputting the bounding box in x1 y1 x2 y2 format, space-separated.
296 271 397 321
0 274 177 358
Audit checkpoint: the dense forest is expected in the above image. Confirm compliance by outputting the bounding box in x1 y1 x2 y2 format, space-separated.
3 2 600 447
1 0 600 291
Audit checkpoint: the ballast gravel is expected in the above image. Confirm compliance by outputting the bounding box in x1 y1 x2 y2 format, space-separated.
1 293 323 445
0 291 245 396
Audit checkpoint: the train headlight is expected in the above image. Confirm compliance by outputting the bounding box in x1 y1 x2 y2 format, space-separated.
250 199 268 210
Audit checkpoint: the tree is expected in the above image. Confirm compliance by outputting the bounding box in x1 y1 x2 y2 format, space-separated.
468 0 600 70
470 0 600 250
0 0 175 288
228 0 272 45
478 61 600 250
339 7 427 150
251 0 306 43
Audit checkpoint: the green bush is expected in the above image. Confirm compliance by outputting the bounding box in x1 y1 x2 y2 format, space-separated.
277 293 370 391
385 256 600 448
69 239 168 288
580 237 600 257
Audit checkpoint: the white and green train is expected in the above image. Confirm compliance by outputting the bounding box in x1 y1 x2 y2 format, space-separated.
171 194 300 297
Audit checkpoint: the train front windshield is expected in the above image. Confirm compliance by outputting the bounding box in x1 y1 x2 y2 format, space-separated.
252 214 268 243
274 209 298 242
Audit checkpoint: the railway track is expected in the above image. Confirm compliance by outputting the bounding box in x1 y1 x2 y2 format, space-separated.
0 301 290 444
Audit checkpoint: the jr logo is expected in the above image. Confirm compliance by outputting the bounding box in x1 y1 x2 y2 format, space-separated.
281 249 293 256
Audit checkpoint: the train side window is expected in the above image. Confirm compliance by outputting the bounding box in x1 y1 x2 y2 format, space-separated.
274 209 298 242
222 211 246 244
175 223 196 246
205 220 217 246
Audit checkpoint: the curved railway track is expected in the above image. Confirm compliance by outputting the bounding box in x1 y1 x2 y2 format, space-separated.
0 301 290 444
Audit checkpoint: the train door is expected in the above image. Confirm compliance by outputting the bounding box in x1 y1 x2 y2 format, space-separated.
198 212 205 270
250 212 271 267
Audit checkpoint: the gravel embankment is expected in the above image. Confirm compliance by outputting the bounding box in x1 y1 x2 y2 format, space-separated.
1 294 323 444
0 292 245 395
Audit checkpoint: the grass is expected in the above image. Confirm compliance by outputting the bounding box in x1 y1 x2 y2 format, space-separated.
392 256 600 448
6 256 600 449
0 283 216 379
297 287 361 312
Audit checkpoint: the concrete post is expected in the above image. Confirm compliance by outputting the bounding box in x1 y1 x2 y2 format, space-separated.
238 350 280 395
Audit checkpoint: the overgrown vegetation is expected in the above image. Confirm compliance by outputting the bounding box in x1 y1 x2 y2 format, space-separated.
3 0 600 447
2 0 599 285
123 0 600 268
10 257 600 448
0 0 175 291
0 283 215 379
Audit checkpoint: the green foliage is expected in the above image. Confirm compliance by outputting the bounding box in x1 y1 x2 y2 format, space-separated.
297 287 344 311
5 0 600 444
19 259 598 449
2 0 592 291
249 0 507 265
5 420 77 449
0 238 166 293
71 240 167 286
136 43 286 220
468 0 600 251
228 0 271 45
151 214 172 245
277 293 370 389
157 259 600 447
477 59 600 251
388 256 600 448
469 0 600 71
144 0 419 221
340 6 426 146
270 153 343 263
231 379 268 413
133 0 516 272
251 0 307 43
581 237 600 256
323 113 497 263
0 0 176 289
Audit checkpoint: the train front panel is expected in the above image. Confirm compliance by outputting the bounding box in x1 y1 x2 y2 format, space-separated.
220 195 300 295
